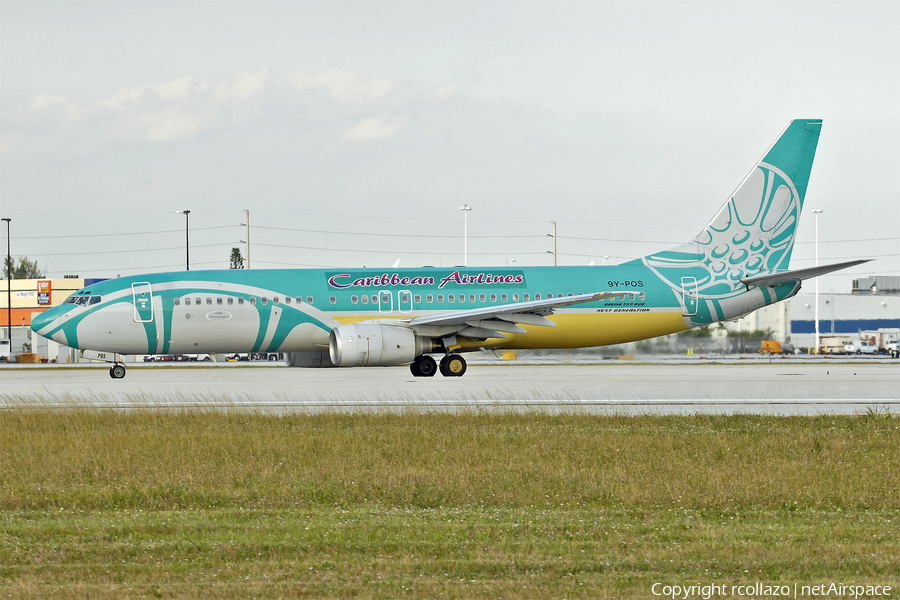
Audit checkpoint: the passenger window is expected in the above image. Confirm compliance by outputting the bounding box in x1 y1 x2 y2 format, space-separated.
535 293 541 300
568 293 574 297
227 298 234 305
195 298 201 305
250 297 257 305
238 297 245 305
273 297 280 305
459 294 466 303
261 297 268 305
448 295 455 303
362 295 368 304
438 294 444 303
307 296 314 304
640 293 645 301
524 293 530 301
284 297 291 304
558 293 564 298
480 294 487 302
414 294 421 303
296 296 303 303
469 294 476 302
330 296 336 304
351 295 358 304
217 297 223 305
371 295 378 304
175 298 181 306
426 294 434 303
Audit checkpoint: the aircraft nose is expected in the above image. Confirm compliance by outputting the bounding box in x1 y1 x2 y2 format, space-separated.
31 306 62 336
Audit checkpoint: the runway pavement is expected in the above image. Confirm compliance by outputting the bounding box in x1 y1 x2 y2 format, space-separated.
1 360 897 414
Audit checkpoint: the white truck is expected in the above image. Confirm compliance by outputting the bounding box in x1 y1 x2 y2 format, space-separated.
818 335 851 355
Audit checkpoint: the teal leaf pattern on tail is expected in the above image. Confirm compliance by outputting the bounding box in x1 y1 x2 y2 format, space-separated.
642 161 800 302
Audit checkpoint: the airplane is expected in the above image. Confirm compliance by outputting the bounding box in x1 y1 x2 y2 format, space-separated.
31 119 868 379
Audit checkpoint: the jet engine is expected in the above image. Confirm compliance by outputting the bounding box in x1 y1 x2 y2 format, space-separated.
284 352 335 368
329 323 435 367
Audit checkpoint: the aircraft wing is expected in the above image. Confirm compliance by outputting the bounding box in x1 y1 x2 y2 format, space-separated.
401 291 619 339
739 259 870 288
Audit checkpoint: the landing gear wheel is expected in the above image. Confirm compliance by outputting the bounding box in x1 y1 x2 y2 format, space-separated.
109 364 126 379
410 355 437 377
439 354 467 377
419 355 437 377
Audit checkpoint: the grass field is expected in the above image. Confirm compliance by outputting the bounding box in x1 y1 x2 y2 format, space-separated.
2 409 898 599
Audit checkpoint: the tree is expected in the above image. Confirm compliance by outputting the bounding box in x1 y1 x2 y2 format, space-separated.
3 256 43 279
229 247 245 269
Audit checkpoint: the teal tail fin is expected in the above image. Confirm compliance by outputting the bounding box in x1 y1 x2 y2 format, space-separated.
630 119 822 297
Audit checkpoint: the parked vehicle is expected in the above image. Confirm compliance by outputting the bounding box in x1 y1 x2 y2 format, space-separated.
818 335 851 355
185 354 211 361
859 329 900 353
761 340 796 355
883 340 899 358
843 340 878 355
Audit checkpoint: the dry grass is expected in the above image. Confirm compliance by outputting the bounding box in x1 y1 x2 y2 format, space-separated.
2 409 898 598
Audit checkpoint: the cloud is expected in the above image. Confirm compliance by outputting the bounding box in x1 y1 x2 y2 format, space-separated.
100 76 198 110
215 68 269 101
435 80 468 99
140 107 203 142
29 93 84 119
153 76 196 100
293 69 394 103
345 116 404 140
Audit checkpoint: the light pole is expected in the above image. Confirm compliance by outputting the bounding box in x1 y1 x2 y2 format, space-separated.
2 218 10 344
460 204 472 266
811 209 823 354
240 209 250 269
176 210 191 270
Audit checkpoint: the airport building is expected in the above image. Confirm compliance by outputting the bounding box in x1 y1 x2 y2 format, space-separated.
0 276 104 359
728 275 900 351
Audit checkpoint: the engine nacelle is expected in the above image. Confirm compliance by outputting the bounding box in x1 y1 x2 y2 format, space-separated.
284 352 335 368
329 323 433 367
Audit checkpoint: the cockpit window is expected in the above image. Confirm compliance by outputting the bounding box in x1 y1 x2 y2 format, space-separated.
89 296 101 305
64 297 77 304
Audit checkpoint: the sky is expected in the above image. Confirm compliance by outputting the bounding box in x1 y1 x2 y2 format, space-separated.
1 0 898 294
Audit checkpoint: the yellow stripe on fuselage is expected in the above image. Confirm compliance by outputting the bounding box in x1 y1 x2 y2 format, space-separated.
333 310 688 350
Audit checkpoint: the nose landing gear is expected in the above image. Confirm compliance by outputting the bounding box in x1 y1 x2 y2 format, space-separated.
109 363 126 379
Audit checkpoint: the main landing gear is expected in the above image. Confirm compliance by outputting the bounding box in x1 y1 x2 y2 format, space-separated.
108 363 126 379
410 354 467 378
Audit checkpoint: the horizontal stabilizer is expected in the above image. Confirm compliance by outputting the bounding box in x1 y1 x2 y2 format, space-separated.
739 259 870 288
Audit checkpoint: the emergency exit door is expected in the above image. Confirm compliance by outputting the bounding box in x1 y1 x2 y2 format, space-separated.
132 282 154 323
